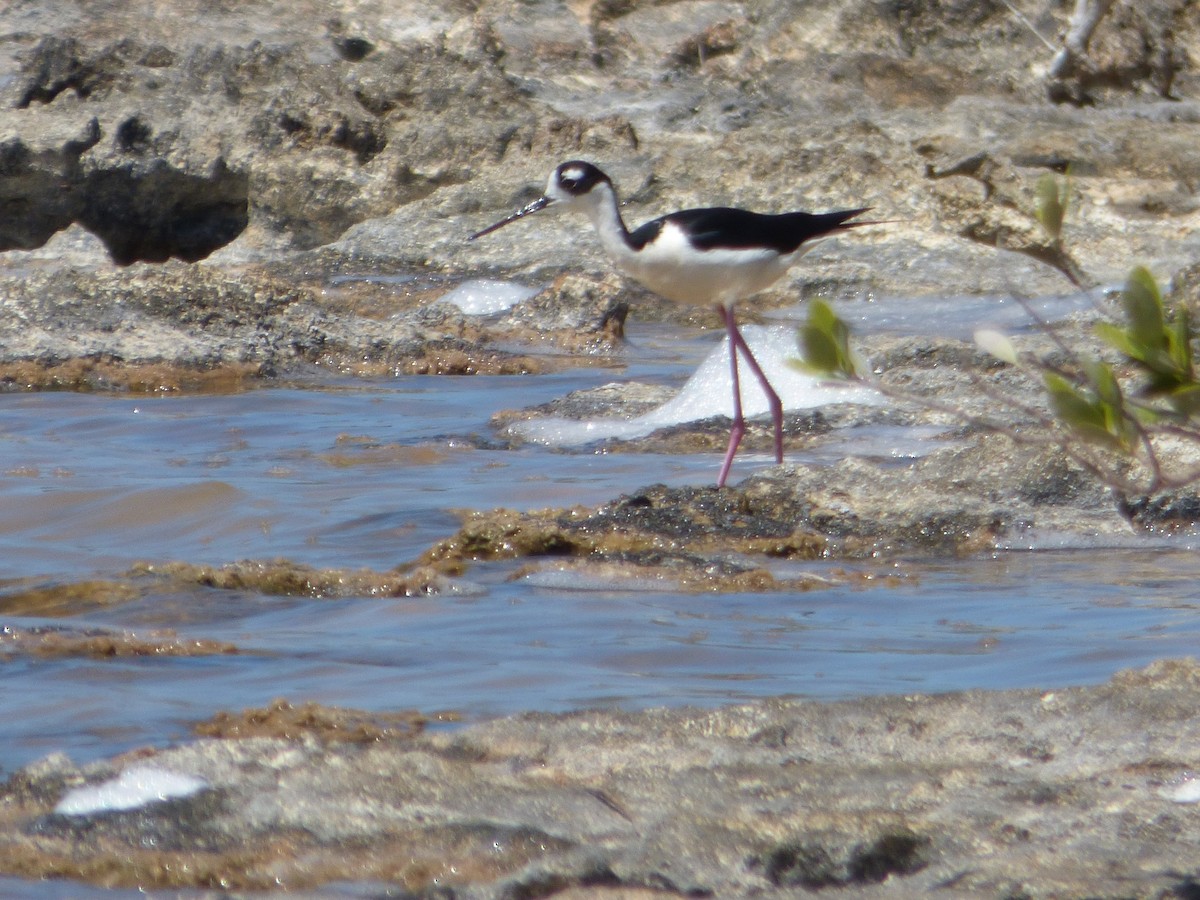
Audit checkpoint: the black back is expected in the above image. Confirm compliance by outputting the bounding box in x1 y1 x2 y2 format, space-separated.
628 206 870 254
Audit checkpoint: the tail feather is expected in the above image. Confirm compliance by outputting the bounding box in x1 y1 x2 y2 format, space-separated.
778 207 883 254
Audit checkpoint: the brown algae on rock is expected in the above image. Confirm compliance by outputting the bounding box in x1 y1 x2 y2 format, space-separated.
193 698 441 744
0 625 238 659
135 559 455 598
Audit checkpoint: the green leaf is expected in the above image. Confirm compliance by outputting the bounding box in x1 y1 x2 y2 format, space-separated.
1167 383 1200 417
1044 372 1101 429
1168 304 1193 373
799 325 842 374
1035 173 1066 241
1043 371 1131 450
1094 321 1141 359
1102 267 1198 392
793 300 860 379
808 298 838 332
1085 360 1122 408
1121 266 1166 352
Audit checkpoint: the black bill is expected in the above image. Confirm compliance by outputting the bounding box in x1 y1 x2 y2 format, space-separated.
468 195 552 241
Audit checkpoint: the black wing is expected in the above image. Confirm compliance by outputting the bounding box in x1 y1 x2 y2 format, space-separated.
631 207 870 255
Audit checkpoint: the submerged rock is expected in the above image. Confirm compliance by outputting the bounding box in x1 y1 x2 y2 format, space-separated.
406 428 1141 584
0 625 237 659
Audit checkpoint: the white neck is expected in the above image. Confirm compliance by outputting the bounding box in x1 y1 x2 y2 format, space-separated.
577 182 637 267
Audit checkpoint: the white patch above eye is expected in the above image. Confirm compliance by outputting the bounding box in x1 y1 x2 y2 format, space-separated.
559 166 586 186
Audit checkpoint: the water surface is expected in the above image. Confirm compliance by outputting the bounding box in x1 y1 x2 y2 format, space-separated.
1 321 1197 779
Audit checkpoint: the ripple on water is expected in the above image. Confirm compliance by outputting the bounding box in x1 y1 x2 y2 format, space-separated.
1 335 1199 776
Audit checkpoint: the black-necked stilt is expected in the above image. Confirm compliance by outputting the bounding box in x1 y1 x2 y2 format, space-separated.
470 160 873 487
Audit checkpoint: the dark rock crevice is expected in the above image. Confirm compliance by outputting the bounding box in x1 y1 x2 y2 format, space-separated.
0 130 249 264
78 162 250 264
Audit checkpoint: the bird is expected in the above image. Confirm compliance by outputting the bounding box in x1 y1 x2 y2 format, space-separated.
470 160 873 487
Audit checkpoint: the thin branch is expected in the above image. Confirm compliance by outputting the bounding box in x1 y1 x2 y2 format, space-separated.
846 351 1200 500
998 0 1059 53
1009 292 1083 361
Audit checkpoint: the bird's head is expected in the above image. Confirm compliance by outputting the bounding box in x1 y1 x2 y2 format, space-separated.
469 160 614 240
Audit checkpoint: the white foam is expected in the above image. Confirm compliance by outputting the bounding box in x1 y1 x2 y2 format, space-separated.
55 766 208 816
513 325 880 446
439 279 539 315
1162 775 1200 804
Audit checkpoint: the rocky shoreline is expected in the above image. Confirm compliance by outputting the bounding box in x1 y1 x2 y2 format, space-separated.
3 659 1200 897
3 0 1200 894
4 0 1199 377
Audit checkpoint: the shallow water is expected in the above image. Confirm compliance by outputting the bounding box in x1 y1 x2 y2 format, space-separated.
1 320 1199 785
818 289 1111 338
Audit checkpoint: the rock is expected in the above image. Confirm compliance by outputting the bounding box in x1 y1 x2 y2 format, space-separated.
1 0 1198 292
4 659 1200 896
3 2 1200 893
0 0 1197 378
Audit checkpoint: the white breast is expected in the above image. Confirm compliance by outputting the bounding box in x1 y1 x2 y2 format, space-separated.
603 221 799 306
635 226 798 305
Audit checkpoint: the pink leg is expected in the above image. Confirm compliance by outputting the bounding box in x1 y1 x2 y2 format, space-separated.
716 305 784 488
730 318 785 464
717 305 746 488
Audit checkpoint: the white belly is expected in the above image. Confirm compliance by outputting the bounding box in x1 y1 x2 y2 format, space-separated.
605 225 798 306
